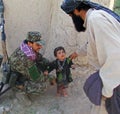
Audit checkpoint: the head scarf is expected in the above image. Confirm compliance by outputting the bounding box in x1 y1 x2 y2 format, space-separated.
61 0 120 23
61 0 89 14
20 41 36 61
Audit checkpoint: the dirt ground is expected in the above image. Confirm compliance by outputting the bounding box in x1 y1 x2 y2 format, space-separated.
0 66 93 114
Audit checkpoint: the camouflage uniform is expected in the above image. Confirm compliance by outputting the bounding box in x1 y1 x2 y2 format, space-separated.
9 32 49 94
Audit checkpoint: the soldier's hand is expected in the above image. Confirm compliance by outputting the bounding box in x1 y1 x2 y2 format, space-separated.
43 70 48 76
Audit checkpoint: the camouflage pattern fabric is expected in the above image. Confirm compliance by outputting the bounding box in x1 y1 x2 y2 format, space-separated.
24 77 48 95
26 32 45 45
9 47 49 94
26 31 41 42
9 47 33 79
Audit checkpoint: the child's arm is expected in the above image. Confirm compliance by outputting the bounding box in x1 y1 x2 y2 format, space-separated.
36 53 50 72
67 57 75 69
47 60 56 73
46 61 57 85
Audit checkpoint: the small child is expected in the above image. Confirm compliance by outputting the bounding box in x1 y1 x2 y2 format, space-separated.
48 46 75 97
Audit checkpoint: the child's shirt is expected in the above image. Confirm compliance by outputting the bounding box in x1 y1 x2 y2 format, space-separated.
48 57 73 86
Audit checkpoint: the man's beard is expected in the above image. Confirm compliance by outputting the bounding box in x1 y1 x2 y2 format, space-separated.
72 14 86 32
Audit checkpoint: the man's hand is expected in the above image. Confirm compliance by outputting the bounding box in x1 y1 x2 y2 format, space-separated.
69 52 78 60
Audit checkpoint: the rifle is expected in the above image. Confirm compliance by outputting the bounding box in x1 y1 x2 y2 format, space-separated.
0 0 8 63
0 62 11 97
0 0 10 96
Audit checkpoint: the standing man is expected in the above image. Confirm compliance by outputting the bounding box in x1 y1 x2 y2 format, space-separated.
61 0 120 114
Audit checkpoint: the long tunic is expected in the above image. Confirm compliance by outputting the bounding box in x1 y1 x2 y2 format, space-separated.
85 8 120 98
83 8 120 114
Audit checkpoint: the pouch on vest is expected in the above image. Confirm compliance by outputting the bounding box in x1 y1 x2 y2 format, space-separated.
9 72 18 87
28 65 41 81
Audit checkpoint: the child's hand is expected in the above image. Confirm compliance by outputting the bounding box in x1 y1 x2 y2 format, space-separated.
44 70 48 76
71 64 76 69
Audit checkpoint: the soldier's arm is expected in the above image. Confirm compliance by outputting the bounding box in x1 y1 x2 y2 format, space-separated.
36 53 50 72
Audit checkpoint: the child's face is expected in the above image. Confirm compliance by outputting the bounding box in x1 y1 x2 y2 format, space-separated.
56 50 66 61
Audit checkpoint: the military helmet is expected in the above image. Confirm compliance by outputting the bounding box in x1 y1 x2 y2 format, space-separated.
26 31 45 45
61 0 90 14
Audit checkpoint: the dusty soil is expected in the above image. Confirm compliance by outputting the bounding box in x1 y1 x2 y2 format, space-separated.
0 66 92 114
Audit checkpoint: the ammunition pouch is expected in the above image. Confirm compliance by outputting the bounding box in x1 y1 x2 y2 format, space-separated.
8 72 18 87
28 65 44 81
9 72 27 87
2 62 26 87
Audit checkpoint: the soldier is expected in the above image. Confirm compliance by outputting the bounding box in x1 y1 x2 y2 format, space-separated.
8 31 49 100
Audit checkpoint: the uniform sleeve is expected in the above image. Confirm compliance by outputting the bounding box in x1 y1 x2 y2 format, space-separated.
36 53 50 72
88 11 120 97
